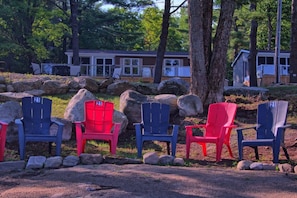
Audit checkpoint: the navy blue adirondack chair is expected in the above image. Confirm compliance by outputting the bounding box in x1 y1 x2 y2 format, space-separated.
237 100 290 163
15 96 64 160
134 103 179 158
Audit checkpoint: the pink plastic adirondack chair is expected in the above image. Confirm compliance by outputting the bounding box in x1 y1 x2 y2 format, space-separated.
74 100 121 156
0 121 8 162
185 102 237 162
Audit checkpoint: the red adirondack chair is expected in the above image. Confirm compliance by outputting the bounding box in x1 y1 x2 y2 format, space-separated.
185 102 237 162
74 100 121 156
0 121 8 162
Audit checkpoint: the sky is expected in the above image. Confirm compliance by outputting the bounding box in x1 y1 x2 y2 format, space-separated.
101 0 187 11
154 0 186 9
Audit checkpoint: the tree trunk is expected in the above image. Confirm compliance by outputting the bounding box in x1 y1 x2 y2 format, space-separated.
206 0 236 104
188 0 208 102
203 0 213 75
249 2 258 87
70 0 79 66
290 0 297 83
153 0 170 83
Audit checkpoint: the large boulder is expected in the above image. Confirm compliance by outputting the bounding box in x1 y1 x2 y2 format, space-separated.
119 90 152 129
113 110 128 135
0 84 6 93
51 117 73 141
0 101 22 142
154 94 178 114
134 83 158 95
64 89 97 121
157 78 189 95
12 79 43 92
41 80 69 94
106 80 135 96
0 92 32 102
67 80 81 93
177 94 203 117
73 76 99 93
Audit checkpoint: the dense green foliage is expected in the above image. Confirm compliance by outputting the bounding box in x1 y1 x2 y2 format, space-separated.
0 0 294 77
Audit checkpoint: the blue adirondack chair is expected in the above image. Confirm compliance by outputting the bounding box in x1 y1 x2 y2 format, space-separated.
237 100 290 163
15 96 64 160
134 103 179 158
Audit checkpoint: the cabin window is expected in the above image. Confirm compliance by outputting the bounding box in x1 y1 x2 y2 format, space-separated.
123 58 140 76
80 57 90 64
163 59 180 76
95 58 113 77
257 56 274 65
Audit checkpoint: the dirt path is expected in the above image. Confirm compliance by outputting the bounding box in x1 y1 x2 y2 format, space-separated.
0 164 297 198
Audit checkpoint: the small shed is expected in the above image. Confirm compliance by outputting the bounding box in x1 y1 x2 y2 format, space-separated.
231 49 291 87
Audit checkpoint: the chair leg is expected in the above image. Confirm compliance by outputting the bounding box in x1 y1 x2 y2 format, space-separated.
282 146 290 161
253 146 259 160
19 140 25 160
136 137 143 158
48 142 52 154
186 140 191 159
166 142 170 155
201 143 207 156
238 143 243 161
226 144 234 158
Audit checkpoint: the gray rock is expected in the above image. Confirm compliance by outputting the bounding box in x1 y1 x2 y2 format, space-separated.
119 90 151 129
177 94 203 117
173 158 185 166
0 101 22 142
64 88 96 121
0 161 25 172
74 76 99 93
250 162 263 170
0 84 6 92
134 82 158 95
113 110 128 135
26 156 47 169
24 89 45 96
278 163 293 173
262 163 277 170
158 77 189 95
0 92 32 102
51 117 73 140
107 80 135 96
143 152 159 165
44 156 63 169
41 80 69 94
158 155 174 165
154 94 178 114
63 155 80 167
237 160 253 170
80 153 104 165
12 79 42 92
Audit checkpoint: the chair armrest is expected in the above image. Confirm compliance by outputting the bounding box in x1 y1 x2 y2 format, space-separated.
277 124 291 129
172 124 179 138
236 125 257 142
112 122 121 136
275 124 291 145
51 120 64 138
236 125 257 132
0 120 8 126
15 118 23 125
51 119 64 127
185 124 206 130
